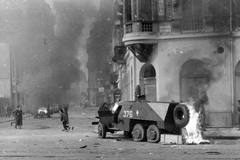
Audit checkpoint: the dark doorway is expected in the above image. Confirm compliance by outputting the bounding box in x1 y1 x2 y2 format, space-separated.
180 59 209 106
140 64 156 101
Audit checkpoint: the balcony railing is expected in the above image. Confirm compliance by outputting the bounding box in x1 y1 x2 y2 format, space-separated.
124 21 155 34
123 16 233 36
181 18 203 32
112 46 126 64
142 22 153 32
125 23 133 33
110 71 118 85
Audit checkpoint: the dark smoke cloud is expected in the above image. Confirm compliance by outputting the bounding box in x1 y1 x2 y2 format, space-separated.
1 0 98 107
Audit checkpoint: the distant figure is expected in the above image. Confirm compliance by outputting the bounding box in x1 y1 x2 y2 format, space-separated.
12 105 23 129
237 100 240 130
47 104 51 118
59 105 72 132
6 105 11 117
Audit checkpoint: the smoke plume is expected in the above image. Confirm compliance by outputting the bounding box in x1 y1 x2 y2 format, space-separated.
1 0 99 108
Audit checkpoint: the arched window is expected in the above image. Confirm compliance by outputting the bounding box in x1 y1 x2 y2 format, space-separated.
144 65 156 78
140 64 156 101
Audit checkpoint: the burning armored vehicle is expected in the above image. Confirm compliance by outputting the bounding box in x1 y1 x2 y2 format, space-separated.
93 100 190 143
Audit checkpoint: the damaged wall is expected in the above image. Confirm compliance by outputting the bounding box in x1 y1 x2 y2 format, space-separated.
152 37 232 127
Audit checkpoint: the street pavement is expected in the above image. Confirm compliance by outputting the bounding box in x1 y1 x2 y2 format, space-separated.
0 113 32 124
1 110 240 139
0 106 240 160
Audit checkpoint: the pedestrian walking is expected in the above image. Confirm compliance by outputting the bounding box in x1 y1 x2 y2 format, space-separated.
59 105 73 132
12 105 23 129
237 100 240 130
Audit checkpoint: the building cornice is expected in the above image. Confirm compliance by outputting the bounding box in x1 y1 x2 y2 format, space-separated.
122 31 240 45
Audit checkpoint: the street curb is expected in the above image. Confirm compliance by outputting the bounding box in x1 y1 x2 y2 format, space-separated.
203 128 240 139
0 115 32 124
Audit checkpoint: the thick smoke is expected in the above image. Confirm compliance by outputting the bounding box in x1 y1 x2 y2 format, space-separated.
1 0 98 107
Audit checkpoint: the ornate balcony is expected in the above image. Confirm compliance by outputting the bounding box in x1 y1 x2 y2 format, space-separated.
109 71 118 85
123 21 159 46
112 46 126 64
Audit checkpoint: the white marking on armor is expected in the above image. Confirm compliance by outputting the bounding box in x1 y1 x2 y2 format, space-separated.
148 103 169 120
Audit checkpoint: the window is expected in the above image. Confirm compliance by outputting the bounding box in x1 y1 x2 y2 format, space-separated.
233 0 240 30
158 0 165 20
124 0 157 22
124 0 132 22
166 0 183 20
182 0 203 18
144 65 156 78
172 0 181 19
140 0 152 20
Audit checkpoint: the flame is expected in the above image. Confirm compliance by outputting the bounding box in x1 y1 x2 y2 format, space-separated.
183 101 209 144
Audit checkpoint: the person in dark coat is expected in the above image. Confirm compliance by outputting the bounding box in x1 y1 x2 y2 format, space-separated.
12 105 23 129
59 105 70 131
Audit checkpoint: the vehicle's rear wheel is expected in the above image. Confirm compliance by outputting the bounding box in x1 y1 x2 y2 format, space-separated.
147 124 160 143
98 122 107 138
173 104 190 128
132 123 146 142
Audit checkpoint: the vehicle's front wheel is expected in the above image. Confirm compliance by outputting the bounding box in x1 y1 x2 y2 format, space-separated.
147 124 160 143
98 122 107 138
132 123 146 142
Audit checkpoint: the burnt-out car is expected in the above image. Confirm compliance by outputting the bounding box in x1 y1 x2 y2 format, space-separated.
33 106 53 118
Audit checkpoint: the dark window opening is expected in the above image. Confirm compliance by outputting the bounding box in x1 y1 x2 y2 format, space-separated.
144 65 156 78
140 0 152 20
124 0 132 22
124 0 156 22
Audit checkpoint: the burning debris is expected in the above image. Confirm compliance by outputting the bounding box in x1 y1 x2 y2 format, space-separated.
182 101 210 145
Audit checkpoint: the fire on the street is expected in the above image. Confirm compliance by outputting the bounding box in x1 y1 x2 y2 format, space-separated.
183 101 210 145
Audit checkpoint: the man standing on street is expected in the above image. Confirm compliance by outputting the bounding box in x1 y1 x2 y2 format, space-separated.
59 105 71 131
12 105 23 129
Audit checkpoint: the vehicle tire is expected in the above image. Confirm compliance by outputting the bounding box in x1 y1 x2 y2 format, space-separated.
132 123 146 142
98 122 107 138
147 124 160 143
173 104 190 128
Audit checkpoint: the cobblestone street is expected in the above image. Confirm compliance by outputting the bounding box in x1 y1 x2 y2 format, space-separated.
0 106 240 160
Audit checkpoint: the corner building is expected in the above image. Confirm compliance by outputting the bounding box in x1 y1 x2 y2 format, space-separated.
112 0 240 128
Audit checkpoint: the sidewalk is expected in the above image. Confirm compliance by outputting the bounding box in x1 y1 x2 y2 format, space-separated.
2 108 240 139
204 127 240 139
0 113 32 124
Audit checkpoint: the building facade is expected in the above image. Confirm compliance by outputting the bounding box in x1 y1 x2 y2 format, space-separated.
112 0 240 128
0 42 11 114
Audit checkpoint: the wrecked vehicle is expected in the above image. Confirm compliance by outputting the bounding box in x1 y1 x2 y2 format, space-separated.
93 101 190 143
33 106 52 118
